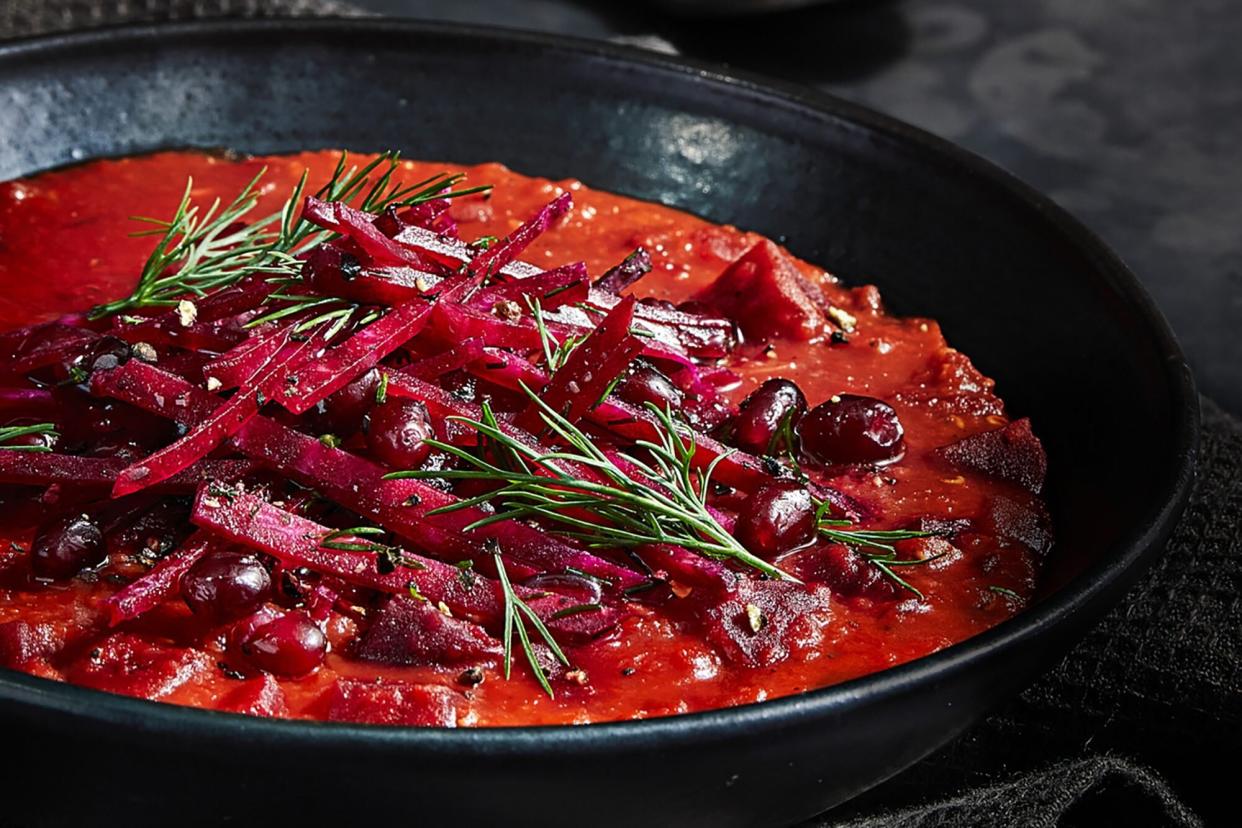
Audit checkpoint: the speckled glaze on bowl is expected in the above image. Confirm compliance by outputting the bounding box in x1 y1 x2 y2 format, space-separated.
0 19 1197 828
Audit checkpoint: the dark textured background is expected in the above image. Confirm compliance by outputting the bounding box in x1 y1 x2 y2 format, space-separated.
0 1 1237 825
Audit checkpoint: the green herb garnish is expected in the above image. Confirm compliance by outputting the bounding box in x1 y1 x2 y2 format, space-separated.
493 549 569 699
526 296 586 373
0 423 57 452
815 501 936 598
89 152 491 319
375 371 390 405
386 385 795 582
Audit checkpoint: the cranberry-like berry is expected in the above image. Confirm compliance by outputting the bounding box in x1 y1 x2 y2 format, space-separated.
367 398 435 468
734 481 816 558
181 550 272 625
619 363 684 411
309 367 380 436
798 394 905 466
239 611 327 677
727 378 807 456
30 514 105 580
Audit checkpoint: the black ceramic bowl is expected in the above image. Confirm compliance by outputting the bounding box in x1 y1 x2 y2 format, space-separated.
0 19 1196 828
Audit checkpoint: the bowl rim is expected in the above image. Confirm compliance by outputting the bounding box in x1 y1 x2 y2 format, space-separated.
0 16 1200 754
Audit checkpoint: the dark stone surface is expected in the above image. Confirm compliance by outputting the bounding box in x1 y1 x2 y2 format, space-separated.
355 0 1242 415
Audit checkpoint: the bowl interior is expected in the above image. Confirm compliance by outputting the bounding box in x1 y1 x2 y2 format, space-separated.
0 20 1197 827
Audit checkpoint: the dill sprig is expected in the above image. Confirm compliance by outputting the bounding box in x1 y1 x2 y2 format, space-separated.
244 282 382 341
385 385 795 582
493 549 569 698
814 501 936 598
89 152 491 319
0 423 57 452
526 296 586 373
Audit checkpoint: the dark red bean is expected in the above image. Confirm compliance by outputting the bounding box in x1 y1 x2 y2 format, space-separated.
239 611 327 677
618 362 683 411
181 551 272 625
726 378 806 456
367 398 434 468
30 514 105 580
734 481 816 558
308 367 380 436
798 394 905 466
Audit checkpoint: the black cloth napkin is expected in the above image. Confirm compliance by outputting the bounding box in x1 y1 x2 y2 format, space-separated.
1 3 1236 825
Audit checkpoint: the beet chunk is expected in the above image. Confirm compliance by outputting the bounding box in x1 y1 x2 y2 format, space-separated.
936 418 1047 493
692 240 826 342
986 495 1054 555
67 632 214 699
0 619 65 668
324 677 459 726
691 579 832 668
218 674 289 718
355 595 502 667
782 543 901 601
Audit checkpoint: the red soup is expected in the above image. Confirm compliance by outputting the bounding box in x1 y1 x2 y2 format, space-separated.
0 151 1050 726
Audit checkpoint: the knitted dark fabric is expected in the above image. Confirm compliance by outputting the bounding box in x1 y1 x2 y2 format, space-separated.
836 756 1204 828
0 4 1235 825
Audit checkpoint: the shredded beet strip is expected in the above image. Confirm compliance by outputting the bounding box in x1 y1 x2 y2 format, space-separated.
2 324 97 375
275 297 435 415
0 387 56 414
589 290 739 360
638 543 737 591
400 338 486 381
111 330 323 497
475 262 590 310
301 198 435 270
108 277 278 354
0 452 252 493
139 276 276 328
429 301 700 377
391 196 456 236
594 248 653 295
234 417 644 589
389 224 542 279
465 192 572 278
298 242 440 307
384 372 607 486
203 326 293 390
91 359 644 588
190 486 619 639
517 295 644 432
463 346 765 490
112 318 242 354
101 533 215 626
